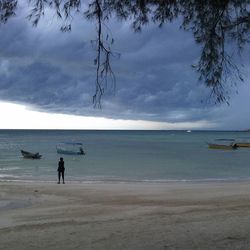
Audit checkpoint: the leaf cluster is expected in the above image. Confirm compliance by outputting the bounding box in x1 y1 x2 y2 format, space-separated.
0 0 17 23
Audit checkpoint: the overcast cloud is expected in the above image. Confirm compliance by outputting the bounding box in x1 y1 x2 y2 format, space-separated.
0 3 249 130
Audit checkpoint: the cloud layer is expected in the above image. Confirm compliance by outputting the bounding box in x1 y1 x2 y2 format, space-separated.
0 4 249 130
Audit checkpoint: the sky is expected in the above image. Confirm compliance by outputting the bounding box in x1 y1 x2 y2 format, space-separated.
0 1 249 130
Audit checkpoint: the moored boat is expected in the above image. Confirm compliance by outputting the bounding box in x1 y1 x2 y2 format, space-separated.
21 150 42 159
207 138 238 150
56 142 85 155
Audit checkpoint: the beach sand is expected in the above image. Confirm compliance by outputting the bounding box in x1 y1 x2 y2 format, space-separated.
1 181 250 250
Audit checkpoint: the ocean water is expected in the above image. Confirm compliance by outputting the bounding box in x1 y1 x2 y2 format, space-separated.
0 130 250 183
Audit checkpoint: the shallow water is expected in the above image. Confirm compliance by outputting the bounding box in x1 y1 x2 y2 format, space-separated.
0 130 250 182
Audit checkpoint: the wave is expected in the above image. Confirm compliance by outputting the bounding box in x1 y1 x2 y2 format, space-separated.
1 175 250 184
0 167 22 171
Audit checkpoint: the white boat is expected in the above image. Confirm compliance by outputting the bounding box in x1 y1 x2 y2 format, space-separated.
21 150 42 159
56 142 85 155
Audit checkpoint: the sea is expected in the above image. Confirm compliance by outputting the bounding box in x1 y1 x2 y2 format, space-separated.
0 129 250 183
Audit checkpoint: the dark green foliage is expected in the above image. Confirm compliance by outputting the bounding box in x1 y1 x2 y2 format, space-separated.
1 0 249 106
0 0 17 23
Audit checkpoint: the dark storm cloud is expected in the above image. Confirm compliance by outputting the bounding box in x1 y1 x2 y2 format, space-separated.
105 24 215 122
0 9 96 112
0 5 249 129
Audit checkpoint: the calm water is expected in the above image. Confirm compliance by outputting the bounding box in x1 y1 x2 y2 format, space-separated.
0 130 250 182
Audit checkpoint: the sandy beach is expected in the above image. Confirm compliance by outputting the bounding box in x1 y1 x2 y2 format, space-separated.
1 181 250 250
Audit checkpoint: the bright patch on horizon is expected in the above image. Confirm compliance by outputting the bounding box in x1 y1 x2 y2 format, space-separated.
0 101 215 130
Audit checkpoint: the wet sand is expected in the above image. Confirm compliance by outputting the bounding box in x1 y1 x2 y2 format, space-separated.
1 181 250 250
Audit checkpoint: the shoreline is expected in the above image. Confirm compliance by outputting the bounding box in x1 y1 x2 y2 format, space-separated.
2 176 250 184
1 180 250 249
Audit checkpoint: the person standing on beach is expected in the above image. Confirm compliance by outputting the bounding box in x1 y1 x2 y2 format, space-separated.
57 157 65 184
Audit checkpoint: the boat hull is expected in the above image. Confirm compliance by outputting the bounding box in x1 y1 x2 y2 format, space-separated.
208 144 237 150
235 143 250 148
21 150 42 159
56 149 84 155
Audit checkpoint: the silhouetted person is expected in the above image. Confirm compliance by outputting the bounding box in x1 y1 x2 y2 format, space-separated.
79 147 85 155
57 157 65 184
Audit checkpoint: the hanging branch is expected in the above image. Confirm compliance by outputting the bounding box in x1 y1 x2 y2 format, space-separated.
182 1 246 104
27 0 117 108
87 0 117 108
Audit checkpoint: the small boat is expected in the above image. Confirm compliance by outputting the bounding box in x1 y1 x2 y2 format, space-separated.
56 142 85 155
207 138 238 150
208 143 238 150
21 150 42 159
